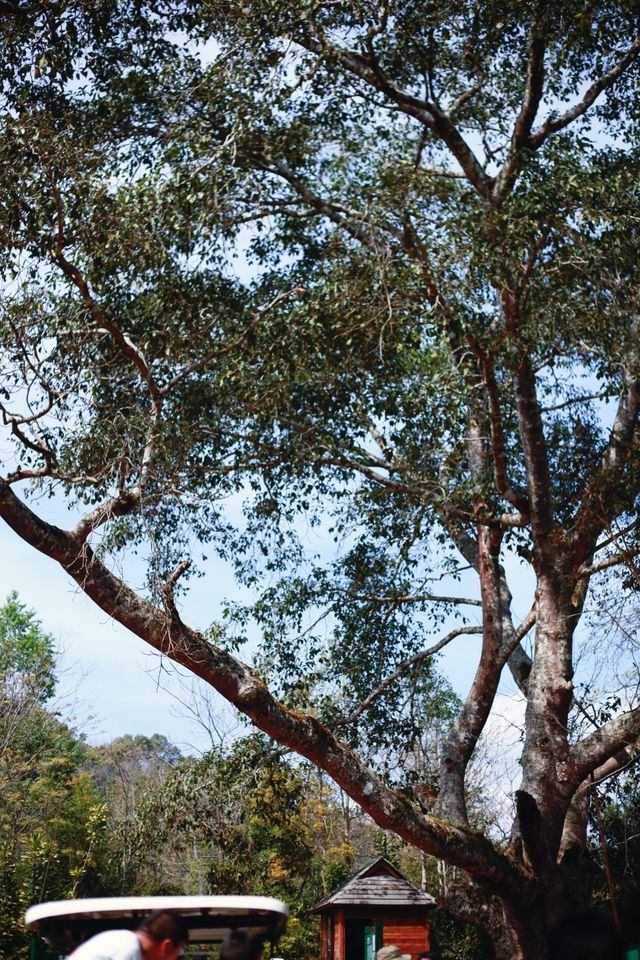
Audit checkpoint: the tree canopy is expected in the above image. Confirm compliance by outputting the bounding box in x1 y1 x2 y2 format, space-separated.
1 3 640 957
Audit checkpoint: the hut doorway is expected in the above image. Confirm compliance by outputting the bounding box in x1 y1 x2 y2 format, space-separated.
345 919 379 960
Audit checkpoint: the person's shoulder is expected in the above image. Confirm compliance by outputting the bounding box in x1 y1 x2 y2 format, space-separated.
71 928 141 960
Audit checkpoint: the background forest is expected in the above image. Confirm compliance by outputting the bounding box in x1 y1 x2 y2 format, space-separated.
1 592 637 960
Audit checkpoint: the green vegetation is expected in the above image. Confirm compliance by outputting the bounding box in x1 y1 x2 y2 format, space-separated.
0 594 107 958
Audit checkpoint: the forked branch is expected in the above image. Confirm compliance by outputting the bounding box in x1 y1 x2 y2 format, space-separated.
529 34 640 148
336 625 484 726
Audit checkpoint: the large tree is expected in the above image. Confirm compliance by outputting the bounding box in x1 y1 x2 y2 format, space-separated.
1 2 640 957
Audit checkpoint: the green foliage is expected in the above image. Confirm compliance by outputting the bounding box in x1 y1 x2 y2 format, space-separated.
94 733 356 957
0 591 56 702
0 595 109 958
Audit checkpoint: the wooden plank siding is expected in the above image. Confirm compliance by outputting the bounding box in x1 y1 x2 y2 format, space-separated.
335 907 345 960
320 915 329 960
381 913 430 956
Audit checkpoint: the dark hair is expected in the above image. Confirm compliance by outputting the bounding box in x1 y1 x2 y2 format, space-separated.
548 911 623 960
137 911 189 946
220 929 265 960
418 952 442 960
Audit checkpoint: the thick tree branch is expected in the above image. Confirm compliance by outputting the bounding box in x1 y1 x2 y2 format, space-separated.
437 526 505 825
515 350 554 549
0 478 529 903
569 709 640 790
71 490 140 542
559 745 640 878
529 34 640 149
296 33 495 199
492 15 546 202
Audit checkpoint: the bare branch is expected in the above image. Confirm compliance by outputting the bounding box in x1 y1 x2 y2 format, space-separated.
593 517 640 553
1 400 55 482
577 545 640 579
347 590 482 607
162 558 193 621
336 625 484 726
541 391 614 414
499 606 536 669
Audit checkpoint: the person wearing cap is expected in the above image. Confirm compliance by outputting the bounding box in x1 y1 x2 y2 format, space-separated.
377 946 412 960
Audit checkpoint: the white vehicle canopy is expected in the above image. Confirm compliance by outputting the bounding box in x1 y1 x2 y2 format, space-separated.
25 895 289 957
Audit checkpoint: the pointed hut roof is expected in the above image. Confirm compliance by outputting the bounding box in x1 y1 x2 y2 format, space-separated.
310 857 436 913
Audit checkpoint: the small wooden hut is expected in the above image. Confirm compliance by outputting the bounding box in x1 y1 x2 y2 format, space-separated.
311 857 435 960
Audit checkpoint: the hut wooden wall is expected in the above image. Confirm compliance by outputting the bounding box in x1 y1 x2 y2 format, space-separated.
381 911 430 956
318 906 430 960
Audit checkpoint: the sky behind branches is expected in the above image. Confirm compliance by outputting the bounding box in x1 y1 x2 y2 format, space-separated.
0 482 534 761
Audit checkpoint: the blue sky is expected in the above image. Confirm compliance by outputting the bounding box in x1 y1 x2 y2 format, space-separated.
0 499 239 753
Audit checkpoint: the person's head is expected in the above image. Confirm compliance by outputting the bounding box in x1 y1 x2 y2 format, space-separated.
220 929 265 960
377 947 411 960
136 911 189 960
548 911 624 960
